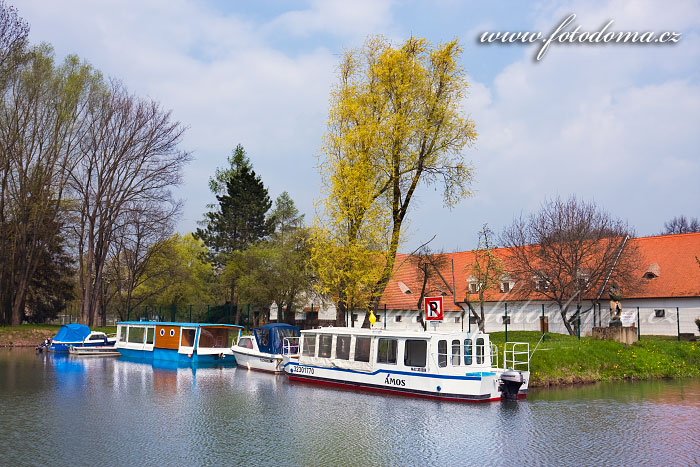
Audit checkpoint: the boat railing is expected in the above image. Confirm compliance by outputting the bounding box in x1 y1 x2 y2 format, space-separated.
282 337 300 356
503 342 530 371
490 342 499 368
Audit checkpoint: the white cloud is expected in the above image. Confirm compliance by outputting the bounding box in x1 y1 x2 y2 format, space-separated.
265 0 395 39
408 0 700 250
14 0 700 251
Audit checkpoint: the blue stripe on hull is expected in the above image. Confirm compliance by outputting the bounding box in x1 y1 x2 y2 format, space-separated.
117 348 236 366
284 362 484 381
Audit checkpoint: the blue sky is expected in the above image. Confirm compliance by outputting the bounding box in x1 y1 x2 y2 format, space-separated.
16 0 700 252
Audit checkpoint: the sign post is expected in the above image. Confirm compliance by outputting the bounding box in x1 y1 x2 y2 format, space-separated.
424 296 444 331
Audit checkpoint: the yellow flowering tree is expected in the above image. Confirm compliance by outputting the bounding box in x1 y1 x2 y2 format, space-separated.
312 36 477 326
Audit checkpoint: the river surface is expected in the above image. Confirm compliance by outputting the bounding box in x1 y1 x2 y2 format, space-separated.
1 348 699 466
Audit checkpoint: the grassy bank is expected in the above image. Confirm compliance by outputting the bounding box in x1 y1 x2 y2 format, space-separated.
490 331 700 387
0 324 117 347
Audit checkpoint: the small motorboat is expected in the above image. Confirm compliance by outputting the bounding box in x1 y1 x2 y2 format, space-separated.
68 345 122 357
232 323 300 373
48 323 116 352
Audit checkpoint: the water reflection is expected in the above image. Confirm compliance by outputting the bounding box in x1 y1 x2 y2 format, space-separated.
0 348 699 466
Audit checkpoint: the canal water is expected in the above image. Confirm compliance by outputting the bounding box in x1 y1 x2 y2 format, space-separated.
1 348 699 466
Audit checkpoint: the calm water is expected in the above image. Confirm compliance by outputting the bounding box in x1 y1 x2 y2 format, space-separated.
1 348 699 466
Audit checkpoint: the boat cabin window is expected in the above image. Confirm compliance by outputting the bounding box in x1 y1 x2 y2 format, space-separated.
238 337 253 349
476 338 484 364
377 338 397 365
146 327 154 345
181 329 196 347
464 338 472 365
438 340 447 368
199 328 231 348
88 333 104 341
303 334 317 357
318 335 332 358
354 337 371 362
336 335 351 360
128 327 145 344
451 340 460 366
404 340 427 367
255 328 270 347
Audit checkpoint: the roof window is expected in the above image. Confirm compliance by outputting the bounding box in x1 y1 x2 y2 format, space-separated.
397 281 412 294
643 263 660 279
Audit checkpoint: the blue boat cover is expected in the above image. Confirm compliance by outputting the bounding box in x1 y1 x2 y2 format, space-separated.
253 323 300 355
53 323 91 342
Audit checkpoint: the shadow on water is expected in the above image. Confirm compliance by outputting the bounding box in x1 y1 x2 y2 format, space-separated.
1 348 699 466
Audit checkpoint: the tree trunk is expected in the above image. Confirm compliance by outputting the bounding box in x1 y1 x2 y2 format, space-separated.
230 282 241 325
478 301 486 332
560 306 575 335
336 298 347 327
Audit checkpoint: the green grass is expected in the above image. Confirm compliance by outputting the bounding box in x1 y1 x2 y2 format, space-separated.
0 324 117 347
489 331 700 387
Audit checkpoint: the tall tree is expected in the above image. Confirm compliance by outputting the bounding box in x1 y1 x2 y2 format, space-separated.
195 145 272 323
0 47 97 325
662 215 700 235
229 192 313 325
313 36 477 326
103 201 178 320
72 81 190 326
464 224 504 332
501 196 641 336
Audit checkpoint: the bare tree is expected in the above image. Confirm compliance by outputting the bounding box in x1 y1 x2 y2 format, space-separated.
0 1 28 87
501 196 641 336
663 215 700 235
72 81 190 326
409 246 451 321
104 200 179 321
464 224 504 332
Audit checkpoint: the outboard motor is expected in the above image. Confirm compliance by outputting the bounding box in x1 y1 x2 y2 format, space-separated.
499 370 524 401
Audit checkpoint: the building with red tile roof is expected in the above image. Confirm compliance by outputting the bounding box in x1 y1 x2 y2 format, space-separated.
379 233 700 336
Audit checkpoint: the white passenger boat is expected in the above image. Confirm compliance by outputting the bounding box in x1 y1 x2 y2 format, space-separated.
232 323 300 373
281 327 530 402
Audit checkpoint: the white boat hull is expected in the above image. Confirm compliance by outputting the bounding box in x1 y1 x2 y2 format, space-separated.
284 360 528 402
232 349 285 373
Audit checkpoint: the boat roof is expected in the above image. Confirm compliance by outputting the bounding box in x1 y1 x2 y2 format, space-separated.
53 323 91 341
300 326 485 339
254 323 299 332
116 321 244 329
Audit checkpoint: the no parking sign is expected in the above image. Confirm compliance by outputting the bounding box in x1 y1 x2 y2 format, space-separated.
424 296 444 322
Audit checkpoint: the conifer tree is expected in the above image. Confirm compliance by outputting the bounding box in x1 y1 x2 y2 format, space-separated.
195 145 272 323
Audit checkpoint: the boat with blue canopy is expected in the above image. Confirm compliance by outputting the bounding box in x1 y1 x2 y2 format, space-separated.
231 323 300 373
48 323 116 352
116 321 243 365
